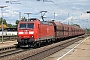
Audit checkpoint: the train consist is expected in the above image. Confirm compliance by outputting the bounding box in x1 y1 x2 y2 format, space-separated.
17 18 85 47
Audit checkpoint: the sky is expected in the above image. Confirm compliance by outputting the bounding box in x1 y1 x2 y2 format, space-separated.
0 0 90 29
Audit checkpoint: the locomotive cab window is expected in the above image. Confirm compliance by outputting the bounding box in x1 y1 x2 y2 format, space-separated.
19 23 34 29
20 23 26 29
27 23 34 28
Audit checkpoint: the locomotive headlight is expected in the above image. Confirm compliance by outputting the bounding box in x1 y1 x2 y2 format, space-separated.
32 36 33 37
29 31 34 34
18 32 23 34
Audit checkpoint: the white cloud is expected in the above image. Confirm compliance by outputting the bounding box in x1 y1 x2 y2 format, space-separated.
71 6 82 10
0 0 90 28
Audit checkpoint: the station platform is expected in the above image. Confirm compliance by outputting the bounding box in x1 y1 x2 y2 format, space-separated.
44 36 90 60
0 40 17 49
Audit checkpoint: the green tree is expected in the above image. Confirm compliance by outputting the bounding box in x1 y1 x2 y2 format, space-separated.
0 18 7 25
7 24 12 27
72 24 80 28
3 19 7 25
12 25 17 28
85 28 90 33
15 20 20 25
0 18 17 28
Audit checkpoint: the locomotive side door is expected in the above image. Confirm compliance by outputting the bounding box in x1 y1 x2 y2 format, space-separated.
38 24 41 40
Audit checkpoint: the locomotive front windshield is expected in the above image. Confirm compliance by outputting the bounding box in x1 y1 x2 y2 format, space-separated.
19 23 34 29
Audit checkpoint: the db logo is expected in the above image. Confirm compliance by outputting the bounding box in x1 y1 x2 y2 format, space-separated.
25 32 28 34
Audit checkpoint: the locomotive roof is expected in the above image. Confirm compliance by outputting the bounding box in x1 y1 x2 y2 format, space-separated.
20 18 40 22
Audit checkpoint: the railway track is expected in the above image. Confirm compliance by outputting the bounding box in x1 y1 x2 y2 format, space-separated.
23 35 86 60
0 46 16 53
0 35 17 41
0 35 88 60
0 45 32 59
0 48 23 58
0 46 33 59
0 46 21 58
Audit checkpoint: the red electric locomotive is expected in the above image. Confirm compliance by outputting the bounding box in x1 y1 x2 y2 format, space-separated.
17 18 85 47
17 18 55 47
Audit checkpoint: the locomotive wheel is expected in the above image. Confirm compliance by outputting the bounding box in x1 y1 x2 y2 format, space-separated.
17 42 20 48
30 42 37 48
36 42 41 48
28 44 31 47
16 45 20 48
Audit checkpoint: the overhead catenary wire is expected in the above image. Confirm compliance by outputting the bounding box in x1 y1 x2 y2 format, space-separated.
8 0 40 13
9 0 71 21
42 0 71 22
43 0 69 13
